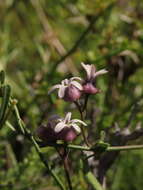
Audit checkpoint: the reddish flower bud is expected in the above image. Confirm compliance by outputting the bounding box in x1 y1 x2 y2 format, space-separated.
36 115 60 142
63 85 82 102
83 82 99 94
36 124 58 142
57 127 77 142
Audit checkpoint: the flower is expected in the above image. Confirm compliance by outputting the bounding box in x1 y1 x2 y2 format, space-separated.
37 113 87 142
48 77 83 102
55 112 87 142
81 62 108 94
81 62 108 81
36 115 60 142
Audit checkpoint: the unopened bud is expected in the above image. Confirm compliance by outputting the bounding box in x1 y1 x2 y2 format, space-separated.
63 85 82 102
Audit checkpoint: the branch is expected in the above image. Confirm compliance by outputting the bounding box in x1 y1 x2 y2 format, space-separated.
39 141 143 152
12 101 66 190
50 3 115 74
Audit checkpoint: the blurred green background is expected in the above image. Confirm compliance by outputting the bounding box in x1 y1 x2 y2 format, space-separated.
0 0 143 189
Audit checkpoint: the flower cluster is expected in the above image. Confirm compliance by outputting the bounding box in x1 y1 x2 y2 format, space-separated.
37 63 108 143
48 62 108 101
37 112 87 142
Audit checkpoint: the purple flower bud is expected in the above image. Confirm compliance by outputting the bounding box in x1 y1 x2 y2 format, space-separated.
82 82 99 94
36 115 60 142
36 124 58 142
57 127 78 142
63 85 82 102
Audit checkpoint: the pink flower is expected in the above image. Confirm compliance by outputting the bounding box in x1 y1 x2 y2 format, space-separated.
55 112 87 142
37 113 87 142
81 62 108 94
48 77 83 102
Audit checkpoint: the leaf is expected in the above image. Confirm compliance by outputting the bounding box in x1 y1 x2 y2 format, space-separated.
0 85 11 128
0 70 5 85
86 172 104 190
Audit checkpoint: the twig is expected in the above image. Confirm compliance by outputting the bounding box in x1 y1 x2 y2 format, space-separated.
74 101 89 146
107 144 143 151
63 147 73 190
124 102 141 129
50 3 115 74
12 101 66 190
39 141 143 152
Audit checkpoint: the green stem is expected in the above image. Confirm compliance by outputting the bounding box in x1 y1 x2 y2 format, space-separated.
63 149 73 190
31 136 66 190
86 172 104 190
107 144 143 151
40 142 143 152
13 102 65 190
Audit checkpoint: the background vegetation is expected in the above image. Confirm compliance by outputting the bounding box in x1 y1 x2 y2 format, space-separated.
0 0 143 189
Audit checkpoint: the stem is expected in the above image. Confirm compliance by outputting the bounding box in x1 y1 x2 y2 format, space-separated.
82 94 89 112
40 142 143 152
31 137 66 190
86 172 104 190
63 150 73 190
107 144 143 151
49 3 115 75
74 101 89 146
56 146 72 190
13 102 65 190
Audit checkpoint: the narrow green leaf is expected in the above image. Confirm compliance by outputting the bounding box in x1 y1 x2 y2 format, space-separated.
86 172 104 190
6 121 16 131
0 85 11 128
0 70 5 85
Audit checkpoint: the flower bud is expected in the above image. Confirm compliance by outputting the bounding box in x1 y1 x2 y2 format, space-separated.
82 82 99 94
63 85 82 102
57 127 78 142
36 115 60 142
36 124 58 142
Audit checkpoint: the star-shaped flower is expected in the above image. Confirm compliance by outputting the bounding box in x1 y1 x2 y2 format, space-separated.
55 112 86 134
48 77 83 102
81 62 108 94
81 62 108 81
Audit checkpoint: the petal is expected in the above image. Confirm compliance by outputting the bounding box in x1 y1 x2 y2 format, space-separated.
48 84 61 94
81 62 93 80
71 119 87 126
94 69 108 78
58 85 66 98
90 65 96 79
70 77 83 81
54 122 65 132
72 123 81 133
70 81 83 90
81 62 91 76
65 112 72 123
62 79 69 85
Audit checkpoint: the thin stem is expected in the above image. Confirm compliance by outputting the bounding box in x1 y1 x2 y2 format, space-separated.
74 101 89 146
63 148 73 190
56 146 72 190
49 3 115 74
0 100 14 129
31 136 66 190
107 144 143 152
86 172 104 190
40 142 143 152
13 101 65 190
82 94 89 112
